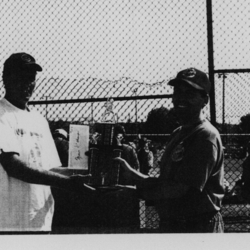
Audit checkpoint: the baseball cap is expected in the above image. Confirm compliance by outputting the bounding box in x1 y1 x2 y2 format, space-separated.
168 68 211 94
3 53 42 76
53 129 68 140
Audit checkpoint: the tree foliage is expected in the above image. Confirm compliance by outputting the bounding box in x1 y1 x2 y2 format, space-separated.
239 114 250 134
144 107 179 141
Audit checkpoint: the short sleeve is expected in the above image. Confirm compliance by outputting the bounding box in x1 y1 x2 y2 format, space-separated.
0 123 20 155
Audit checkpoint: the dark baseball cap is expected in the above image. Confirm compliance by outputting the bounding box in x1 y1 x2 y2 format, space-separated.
168 68 211 94
3 53 42 76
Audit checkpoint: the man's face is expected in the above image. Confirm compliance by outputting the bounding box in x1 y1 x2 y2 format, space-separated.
172 81 207 122
5 70 37 106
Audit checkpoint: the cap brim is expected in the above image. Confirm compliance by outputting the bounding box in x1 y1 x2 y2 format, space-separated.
25 63 43 72
168 78 204 91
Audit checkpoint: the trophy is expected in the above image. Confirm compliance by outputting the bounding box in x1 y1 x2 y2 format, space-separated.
101 98 117 123
88 98 122 187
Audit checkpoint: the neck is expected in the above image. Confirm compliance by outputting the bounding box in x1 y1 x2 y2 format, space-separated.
5 95 28 110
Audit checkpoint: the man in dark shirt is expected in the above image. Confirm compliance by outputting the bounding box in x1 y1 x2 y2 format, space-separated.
115 68 225 233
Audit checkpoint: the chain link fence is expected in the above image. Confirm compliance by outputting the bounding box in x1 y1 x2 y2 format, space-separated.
0 0 250 232
215 73 250 127
212 0 250 232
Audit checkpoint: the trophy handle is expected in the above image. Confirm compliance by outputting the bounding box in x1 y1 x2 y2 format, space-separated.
88 146 99 185
113 148 123 185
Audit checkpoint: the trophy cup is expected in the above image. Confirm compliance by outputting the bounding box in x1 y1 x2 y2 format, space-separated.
88 98 122 187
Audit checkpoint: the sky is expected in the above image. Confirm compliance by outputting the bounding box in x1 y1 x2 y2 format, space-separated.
0 0 249 124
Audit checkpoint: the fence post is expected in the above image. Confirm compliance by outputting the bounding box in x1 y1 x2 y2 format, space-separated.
206 0 216 125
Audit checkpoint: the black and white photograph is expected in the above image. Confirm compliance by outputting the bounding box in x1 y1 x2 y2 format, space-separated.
0 0 249 249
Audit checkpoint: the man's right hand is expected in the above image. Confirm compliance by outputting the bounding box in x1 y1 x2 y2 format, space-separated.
114 157 136 180
114 157 148 181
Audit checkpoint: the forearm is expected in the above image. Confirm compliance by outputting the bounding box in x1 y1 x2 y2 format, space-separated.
119 158 149 181
17 166 69 188
130 168 149 181
1 153 70 189
116 156 188 199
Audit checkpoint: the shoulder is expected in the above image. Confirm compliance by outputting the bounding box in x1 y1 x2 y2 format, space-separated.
28 109 48 124
199 120 220 138
25 109 51 135
195 120 222 147
122 144 138 156
122 143 134 151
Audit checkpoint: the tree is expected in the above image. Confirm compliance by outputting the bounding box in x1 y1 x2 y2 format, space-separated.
228 114 250 159
144 107 179 142
239 114 250 134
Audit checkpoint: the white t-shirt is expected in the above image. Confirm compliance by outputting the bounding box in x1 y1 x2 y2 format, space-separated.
0 98 61 232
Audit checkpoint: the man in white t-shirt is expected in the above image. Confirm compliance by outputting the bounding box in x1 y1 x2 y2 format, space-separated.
0 53 95 232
